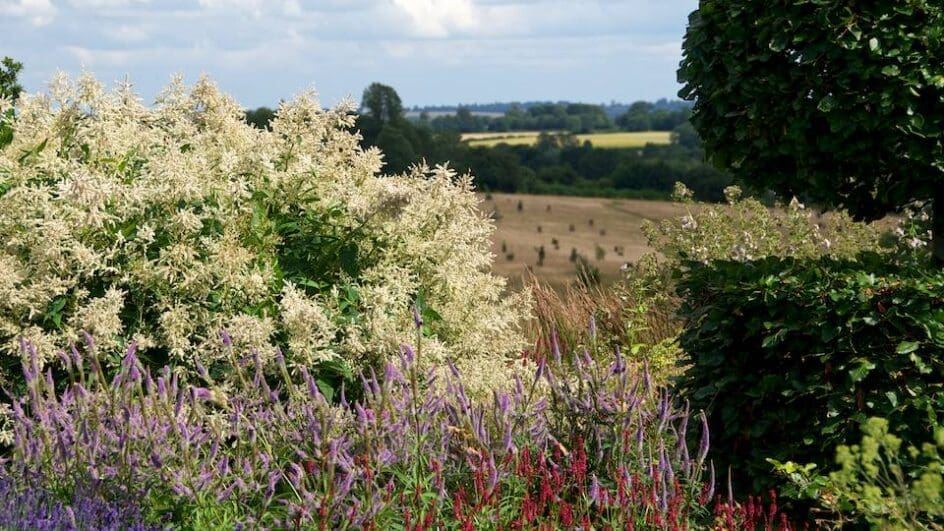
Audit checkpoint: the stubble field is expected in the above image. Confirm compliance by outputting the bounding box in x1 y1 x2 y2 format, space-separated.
481 193 684 289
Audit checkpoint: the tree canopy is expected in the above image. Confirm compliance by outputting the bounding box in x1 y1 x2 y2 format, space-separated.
361 82 404 125
678 1 944 258
0 57 23 101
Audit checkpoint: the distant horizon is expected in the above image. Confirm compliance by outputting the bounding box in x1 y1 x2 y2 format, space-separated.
242 96 691 111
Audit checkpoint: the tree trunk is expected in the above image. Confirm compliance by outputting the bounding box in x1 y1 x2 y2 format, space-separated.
935 184 944 266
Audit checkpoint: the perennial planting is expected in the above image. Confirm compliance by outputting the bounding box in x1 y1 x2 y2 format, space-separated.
0 328 799 528
4 71 940 529
0 73 526 397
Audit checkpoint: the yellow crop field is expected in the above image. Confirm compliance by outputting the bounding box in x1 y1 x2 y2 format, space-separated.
463 131 672 149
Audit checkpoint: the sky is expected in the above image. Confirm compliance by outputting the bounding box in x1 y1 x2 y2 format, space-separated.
1 0 699 108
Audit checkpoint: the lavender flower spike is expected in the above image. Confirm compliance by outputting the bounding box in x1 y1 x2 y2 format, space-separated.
550 327 562 365
220 329 232 348
697 410 710 464
412 302 423 329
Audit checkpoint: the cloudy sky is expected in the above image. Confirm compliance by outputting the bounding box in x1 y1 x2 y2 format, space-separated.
1 0 698 108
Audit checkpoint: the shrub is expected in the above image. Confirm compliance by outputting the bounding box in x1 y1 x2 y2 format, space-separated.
643 184 880 265
773 417 944 529
3 332 748 528
0 73 525 392
676 252 944 493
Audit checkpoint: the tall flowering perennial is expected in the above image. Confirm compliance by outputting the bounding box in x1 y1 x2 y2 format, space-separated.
0 73 526 389
0 333 808 529
644 183 882 265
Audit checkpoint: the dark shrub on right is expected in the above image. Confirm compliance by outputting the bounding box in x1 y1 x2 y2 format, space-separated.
676 252 944 493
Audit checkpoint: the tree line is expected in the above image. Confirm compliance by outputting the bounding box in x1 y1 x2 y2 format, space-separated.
247 82 728 201
419 100 691 134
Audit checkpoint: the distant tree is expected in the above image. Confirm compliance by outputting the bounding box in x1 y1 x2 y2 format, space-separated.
616 101 653 131
374 125 416 174
670 121 701 149
244 106 276 130
361 82 404 125
0 56 24 101
679 1 944 262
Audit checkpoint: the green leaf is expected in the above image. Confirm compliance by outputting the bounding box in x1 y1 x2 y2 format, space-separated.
0 123 12 149
849 358 876 382
885 391 898 408
817 96 836 113
316 379 335 402
881 65 901 77
896 341 919 354
869 37 880 51
17 138 47 164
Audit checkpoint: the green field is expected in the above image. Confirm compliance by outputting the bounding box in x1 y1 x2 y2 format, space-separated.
462 130 672 149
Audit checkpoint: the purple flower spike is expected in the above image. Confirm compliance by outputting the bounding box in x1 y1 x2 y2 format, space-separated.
707 461 716 500
220 329 232 347
589 474 602 505
69 343 82 366
446 358 460 379
57 351 72 371
81 331 95 353
191 387 213 401
400 344 415 363
412 303 423 329
532 358 545 387
588 316 597 339
124 341 138 360
697 411 710 464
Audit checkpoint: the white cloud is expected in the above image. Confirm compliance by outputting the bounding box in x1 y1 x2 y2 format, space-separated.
67 0 149 7
8 0 699 107
106 24 151 42
1 0 57 26
64 45 134 66
390 0 481 37
196 0 301 17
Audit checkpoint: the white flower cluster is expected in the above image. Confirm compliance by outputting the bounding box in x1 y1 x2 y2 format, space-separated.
0 73 527 388
643 182 882 265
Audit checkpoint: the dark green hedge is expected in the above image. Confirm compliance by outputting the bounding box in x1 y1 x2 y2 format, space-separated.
676 253 944 492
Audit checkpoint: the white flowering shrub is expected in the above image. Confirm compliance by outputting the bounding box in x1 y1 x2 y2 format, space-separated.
0 74 526 388
644 183 883 264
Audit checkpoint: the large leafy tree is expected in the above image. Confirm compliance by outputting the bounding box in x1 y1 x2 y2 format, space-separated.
678 1 944 261
0 56 23 101
360 82 404 126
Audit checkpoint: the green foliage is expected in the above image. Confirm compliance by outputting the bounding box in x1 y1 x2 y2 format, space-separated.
0 57 23 101
615 101 690 133
361 82 403 125
427 102 617 134
679 1 944 222
644 183 880 265
677 252 944 493
831 417 944 529
244 106 275 130
773 418 944 529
